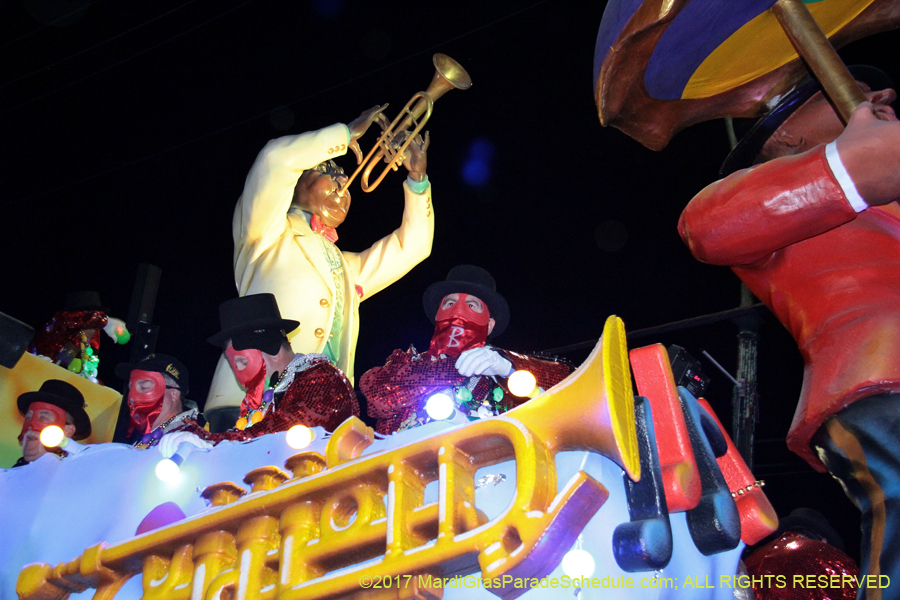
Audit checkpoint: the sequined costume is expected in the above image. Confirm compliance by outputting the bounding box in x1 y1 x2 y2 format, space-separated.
205 123 434 417
743 532 859 600
360 347 571 435
185 354 359 443
29 311 106 378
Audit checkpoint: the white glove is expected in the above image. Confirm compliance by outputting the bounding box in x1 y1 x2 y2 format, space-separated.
158 431 213 458
455 347 513 378
102 317 130 344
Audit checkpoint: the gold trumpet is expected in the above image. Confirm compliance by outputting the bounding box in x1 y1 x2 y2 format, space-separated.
18 317 639 600
339 53 472 194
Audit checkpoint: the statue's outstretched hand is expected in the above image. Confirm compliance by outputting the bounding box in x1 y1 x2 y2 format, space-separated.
836 98 900 207
395 130 429 180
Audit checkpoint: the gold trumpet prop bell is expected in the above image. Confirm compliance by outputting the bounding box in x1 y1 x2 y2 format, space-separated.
508 313 641 482
340 53 472 194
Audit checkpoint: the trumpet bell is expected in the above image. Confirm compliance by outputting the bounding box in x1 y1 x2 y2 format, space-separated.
432 53 472 92
506 315 641 481
341 53 471 194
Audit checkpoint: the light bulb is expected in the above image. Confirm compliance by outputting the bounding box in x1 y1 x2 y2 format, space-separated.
39 425 65 448
155 458 182 483
561 548 595 579
286 425 314 449
508 370 537 397
425 392 455 421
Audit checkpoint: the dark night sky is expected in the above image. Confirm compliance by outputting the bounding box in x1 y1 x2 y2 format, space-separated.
3 0 899 556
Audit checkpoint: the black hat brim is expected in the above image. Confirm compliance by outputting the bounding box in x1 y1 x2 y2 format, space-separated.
423 281 509 338
17 390 91 440
207 317 300 348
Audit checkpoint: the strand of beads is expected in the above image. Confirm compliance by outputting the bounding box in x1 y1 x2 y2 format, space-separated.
134 413 181 449
235 387 273 430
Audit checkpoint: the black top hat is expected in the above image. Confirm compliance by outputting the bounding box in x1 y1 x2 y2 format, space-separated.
17 379 91 440
207 293 300 354
746 507 846 555
778 507 845 552
721 65 894 176
115 353 189 395
64 291 107 313
423 265 510 338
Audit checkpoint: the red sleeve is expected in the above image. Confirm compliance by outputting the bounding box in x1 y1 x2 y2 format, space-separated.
360 349 465 420
678 146 858 266
174 363 360 441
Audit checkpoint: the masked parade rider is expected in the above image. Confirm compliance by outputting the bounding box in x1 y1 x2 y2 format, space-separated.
13 379 91 467
360 265 572 434
154 294 360 457
115 353 202 449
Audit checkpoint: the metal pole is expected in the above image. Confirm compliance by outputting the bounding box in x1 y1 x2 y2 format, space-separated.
732 284 761 469
771 0 867 123
112 263 162 443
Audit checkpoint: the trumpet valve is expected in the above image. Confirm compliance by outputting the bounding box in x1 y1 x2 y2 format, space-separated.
243 466 290 493
325 417 375 468
284 451 327 480
201 481 248 507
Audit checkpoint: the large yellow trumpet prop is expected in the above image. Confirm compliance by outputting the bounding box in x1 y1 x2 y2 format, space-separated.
18 316 638 600
340 53 472 194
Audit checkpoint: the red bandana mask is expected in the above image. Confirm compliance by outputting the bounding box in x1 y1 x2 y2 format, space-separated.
225 346 267 417
426 294 491 358
127 370 166 436
18 401 67 443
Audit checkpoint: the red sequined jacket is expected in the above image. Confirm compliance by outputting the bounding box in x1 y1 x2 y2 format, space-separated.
181 357 360 443
360 347 572 435
679 145 900 471
30 311 106 363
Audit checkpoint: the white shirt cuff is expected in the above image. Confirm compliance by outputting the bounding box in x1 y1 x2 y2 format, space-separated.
825 142 868 212
64 440 87 456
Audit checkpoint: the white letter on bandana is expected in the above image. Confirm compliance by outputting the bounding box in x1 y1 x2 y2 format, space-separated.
448 326 465 348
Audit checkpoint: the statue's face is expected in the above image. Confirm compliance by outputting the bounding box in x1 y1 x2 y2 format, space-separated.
763 87 897 160
293 169 351 229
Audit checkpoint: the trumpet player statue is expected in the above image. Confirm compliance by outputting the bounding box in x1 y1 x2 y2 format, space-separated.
205 106 434 429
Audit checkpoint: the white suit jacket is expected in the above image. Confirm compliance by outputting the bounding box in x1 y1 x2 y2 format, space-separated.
205 123 434 413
